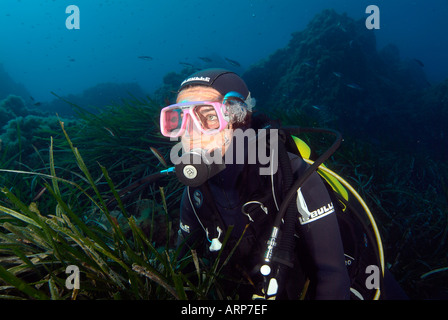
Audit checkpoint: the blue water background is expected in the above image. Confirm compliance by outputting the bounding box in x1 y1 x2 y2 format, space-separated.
0 0 447 102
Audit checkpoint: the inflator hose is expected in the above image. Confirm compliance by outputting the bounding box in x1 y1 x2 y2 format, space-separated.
271 127 343 273
272 131 297 267
105 167 174 209
273 126 343 230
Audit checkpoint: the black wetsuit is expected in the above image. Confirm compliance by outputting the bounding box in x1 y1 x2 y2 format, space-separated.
177 147 351 300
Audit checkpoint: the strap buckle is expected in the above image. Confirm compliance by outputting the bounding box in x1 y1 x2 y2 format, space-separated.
242 201 268 222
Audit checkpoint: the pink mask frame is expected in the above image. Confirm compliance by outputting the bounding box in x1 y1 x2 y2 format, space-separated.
160 101 229 138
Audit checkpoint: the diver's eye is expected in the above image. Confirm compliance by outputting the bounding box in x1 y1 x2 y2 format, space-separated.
206 114 218 121
195 105 220 130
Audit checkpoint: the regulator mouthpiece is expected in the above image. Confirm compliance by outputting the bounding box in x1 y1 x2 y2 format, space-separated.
174 149 226 187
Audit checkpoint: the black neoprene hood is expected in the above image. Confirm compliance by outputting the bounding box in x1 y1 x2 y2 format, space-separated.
178 68 249 99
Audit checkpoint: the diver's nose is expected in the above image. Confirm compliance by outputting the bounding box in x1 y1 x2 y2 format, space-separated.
184 116 201 136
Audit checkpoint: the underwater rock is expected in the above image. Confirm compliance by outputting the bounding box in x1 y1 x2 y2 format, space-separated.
153 68 196 105
242 9 431 143
0 114 78 162
0 63 31 103
379 43 401 66
45 82 148 116
0 94 49 129
0 95 27 118
0 97 17 126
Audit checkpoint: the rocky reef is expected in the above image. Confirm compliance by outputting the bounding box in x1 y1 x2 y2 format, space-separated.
243 9 445 160
0 64 31 104
45 82 148 116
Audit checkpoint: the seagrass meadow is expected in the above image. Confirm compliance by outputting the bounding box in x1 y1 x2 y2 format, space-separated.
0 97 244 300
0 93 446 299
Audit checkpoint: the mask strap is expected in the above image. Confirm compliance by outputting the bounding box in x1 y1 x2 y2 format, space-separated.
223 91 247 105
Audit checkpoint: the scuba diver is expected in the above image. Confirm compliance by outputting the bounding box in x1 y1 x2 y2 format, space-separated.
158 68 406 300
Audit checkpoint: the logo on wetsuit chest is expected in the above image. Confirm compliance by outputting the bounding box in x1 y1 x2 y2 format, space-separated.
180 221 190 234
193 190 203 208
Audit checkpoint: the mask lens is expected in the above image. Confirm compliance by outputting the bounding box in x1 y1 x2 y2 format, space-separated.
193 104 221 131
163 108 183 134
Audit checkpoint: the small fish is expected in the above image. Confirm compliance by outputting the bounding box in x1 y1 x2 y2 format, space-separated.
332 72 343 78
164 96 172 106
225 57 241 67
346 83 364 91
138 56 153 61
103 126 115 137
302 61 315 68
337 22 347 33
312 105 329 111
413 59 424 67
69 58 76 62
179 61 194 68
32 187 47 201
198 56 212 63
111 216 120 228
150 146 168 168
34 102 42 106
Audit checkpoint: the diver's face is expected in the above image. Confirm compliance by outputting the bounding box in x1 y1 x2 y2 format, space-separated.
176 87 234 155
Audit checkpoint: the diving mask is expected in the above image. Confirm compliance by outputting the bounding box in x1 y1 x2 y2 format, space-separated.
160 101 230 138
160 91 248 138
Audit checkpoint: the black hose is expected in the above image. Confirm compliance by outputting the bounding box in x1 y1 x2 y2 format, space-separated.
273 127 343 230
260 125 342 298
265 126 342 275
271 131 297 267
105 167 174 209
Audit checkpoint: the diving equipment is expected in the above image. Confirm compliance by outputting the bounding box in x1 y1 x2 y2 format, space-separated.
117 121 385 300
173 148 226 187
160 101 231 138
160 91 250 138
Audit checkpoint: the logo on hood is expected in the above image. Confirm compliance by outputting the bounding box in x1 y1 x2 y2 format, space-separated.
181 76 211 87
